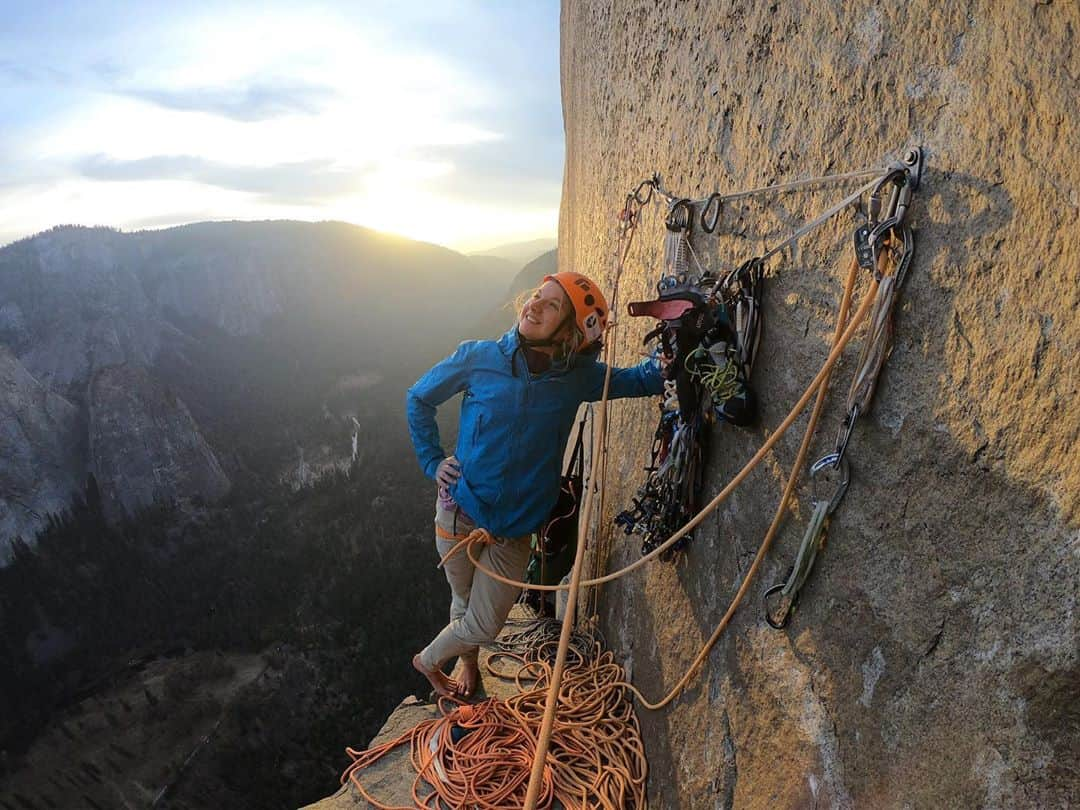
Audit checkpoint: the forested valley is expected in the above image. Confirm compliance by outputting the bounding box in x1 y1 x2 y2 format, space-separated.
0 388 447 808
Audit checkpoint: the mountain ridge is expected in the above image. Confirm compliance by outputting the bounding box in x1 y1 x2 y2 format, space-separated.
0 219 514 553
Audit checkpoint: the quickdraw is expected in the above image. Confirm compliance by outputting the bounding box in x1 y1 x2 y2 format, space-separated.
763 454 849 628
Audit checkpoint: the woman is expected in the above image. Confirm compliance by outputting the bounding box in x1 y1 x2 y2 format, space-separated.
405 271 663 697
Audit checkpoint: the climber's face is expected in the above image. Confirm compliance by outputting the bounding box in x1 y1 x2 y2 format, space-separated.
518 280 573 343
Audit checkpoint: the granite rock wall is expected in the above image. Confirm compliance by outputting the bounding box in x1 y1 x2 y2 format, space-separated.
561 2 1078 807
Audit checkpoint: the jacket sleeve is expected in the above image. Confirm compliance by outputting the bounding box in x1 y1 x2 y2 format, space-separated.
406 342 475 479
583 356 665 402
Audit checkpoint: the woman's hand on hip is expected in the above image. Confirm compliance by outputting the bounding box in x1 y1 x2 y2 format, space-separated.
436 456 461 488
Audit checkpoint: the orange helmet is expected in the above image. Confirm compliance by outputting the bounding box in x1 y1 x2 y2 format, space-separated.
543 271 609 350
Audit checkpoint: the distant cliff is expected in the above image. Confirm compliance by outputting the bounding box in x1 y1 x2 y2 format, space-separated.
88 364 231 521
561 2 1077 808
0 221 512 554
0 346 83 543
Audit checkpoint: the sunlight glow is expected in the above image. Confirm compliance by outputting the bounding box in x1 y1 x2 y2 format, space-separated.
5 7 558 252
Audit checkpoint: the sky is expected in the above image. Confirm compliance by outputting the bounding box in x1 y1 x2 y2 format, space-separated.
0 1 563 252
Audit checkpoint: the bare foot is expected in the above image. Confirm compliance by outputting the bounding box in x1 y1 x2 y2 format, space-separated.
412 653 459 698
458 656 480 698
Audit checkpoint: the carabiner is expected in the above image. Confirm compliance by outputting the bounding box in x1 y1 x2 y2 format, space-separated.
868 177 911 250
763 570 797 629
868 168 906 227
810 453 850 515
833 404 859 467
633 178 655 206
869 151 922 256
701 192 723 234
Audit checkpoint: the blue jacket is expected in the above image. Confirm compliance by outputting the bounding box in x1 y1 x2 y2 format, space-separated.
406 327 664 536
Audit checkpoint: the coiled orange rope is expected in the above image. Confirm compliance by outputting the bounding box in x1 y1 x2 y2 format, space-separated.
341 644 647 809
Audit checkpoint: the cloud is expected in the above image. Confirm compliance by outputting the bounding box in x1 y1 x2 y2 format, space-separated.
419 126 563 209
383 3 564 212
126 80 338 122
76 154 367 204
0 4 564 249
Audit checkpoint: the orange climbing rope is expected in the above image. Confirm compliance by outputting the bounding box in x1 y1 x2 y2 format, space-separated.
523 338 615 809
436 527 493 568
341 645 647 809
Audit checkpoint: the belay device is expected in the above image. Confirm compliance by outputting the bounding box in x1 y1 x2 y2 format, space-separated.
615 197 764 559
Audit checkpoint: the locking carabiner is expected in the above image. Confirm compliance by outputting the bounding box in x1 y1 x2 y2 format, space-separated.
701 192 723 234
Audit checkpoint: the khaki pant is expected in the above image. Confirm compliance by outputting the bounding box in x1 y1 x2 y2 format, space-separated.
419 500 533 670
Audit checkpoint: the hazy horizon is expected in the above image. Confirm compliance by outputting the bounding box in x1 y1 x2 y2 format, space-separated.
1 217 556 258
0 1 562 252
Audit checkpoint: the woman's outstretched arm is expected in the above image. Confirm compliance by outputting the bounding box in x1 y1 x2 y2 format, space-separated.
584 355 665 401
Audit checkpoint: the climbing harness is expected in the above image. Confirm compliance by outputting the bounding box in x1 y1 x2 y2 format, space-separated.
524 414 588 614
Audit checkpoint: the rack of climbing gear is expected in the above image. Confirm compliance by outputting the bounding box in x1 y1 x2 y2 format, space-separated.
614 149 923 565
614 199 764 558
